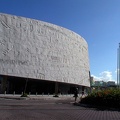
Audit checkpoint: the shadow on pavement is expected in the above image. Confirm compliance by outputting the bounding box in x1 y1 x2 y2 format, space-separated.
73 102 120 111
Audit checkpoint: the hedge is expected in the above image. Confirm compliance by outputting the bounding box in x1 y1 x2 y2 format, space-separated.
80 88 120 108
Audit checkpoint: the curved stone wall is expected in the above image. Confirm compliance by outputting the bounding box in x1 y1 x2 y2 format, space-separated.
0 13 90 87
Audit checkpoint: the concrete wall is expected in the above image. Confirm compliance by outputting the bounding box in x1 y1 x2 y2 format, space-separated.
0 13 90 87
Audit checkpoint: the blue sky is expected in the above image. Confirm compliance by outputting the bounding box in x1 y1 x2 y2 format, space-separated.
0 0 120 82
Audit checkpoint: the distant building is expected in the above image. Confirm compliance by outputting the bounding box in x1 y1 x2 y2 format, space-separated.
92 80 116 89
94 81 101 86
107 81 115 87
90 77 94 86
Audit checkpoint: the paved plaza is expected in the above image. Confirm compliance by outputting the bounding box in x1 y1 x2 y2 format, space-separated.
0 95 120 120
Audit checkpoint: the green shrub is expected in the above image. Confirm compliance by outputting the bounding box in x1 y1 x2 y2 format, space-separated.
80 88 120 108
21 93 28 97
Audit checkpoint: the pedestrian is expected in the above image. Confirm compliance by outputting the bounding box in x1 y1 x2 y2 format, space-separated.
74 87 78 102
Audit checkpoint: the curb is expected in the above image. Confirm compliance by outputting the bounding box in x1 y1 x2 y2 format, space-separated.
0 96 29 100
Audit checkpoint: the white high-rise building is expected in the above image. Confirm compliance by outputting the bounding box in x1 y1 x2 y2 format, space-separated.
117 43 120 88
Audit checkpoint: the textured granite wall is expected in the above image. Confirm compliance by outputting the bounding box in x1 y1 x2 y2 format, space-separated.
0 13 90 87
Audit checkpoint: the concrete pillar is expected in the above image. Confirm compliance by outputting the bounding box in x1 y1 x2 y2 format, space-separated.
1 76 7 94
55 82 58 95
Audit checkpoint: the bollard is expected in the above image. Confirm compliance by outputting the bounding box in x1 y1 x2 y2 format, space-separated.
48 93 49 96
29 92 31 96
42 92 44 96
21 92 23 95
4 91 6 95
13 91 15 95
36 92 37 96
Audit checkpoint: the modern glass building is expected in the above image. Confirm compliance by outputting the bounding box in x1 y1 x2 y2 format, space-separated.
0 13 90 94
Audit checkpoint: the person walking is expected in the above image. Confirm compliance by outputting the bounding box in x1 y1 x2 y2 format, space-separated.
74 87 78 103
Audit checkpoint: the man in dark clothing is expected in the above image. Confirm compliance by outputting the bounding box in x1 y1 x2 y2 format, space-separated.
74 87 78 102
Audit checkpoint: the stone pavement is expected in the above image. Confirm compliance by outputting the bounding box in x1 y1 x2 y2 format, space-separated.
0 94 120 120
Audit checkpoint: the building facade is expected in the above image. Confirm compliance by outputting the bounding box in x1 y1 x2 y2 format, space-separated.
0 13 90 94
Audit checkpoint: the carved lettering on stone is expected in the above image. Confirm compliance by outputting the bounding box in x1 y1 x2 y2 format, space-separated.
0 20 10 29
0 59 28 65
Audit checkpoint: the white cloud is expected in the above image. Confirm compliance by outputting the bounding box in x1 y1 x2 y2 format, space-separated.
91 70 116 82
100 71 113 81
91 75 102 81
